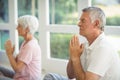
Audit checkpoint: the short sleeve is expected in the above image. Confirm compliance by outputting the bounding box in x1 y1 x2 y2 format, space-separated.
18 45 33 65
87 46 113 77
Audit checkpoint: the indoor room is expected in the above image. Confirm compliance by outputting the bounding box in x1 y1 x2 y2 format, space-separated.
0 0 120 80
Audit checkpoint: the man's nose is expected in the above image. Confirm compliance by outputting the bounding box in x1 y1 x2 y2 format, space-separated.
77 21 81 27
16 27 18 30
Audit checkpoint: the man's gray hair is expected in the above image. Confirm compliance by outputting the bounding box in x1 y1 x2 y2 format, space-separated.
17 15 39 35
82 7 106 31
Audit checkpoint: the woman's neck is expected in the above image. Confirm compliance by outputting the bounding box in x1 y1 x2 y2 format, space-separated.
24 33 33 42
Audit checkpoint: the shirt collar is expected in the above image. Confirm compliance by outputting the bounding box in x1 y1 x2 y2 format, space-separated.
87 32 105 50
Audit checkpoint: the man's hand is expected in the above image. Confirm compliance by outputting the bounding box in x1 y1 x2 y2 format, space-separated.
69 35 84 60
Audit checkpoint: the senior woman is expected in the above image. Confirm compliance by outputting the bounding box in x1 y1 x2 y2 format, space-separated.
3 15 41 80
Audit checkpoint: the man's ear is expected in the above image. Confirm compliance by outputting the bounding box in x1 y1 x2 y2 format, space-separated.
93 20 99 28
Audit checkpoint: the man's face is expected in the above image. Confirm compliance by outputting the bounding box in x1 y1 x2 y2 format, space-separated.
77 12 94 37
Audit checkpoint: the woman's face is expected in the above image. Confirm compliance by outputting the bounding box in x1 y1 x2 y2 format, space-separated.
16 24 26 36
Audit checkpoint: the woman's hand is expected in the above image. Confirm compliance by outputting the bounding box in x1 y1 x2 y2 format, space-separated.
4 40 15 56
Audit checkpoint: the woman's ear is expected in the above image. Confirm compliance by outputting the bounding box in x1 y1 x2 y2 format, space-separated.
25 27 30 33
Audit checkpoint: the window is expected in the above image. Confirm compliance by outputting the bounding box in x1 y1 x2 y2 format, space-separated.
18 0 38 17
49 0 78 60
0 30 9 50
0 0 10 51
50 33 73 59
49 0 78 25
0 0 8 23
39 0 90 75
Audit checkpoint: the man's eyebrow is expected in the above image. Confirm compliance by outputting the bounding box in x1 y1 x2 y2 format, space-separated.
80 18 85 22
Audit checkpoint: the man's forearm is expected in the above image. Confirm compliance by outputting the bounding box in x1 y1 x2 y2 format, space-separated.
72 58 85 80
67 59 75 79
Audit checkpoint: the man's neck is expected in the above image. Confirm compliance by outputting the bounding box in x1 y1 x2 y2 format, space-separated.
87 31 102 45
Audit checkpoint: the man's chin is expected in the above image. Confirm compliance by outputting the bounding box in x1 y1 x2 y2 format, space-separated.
79 32 84 36
79 32 82 35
